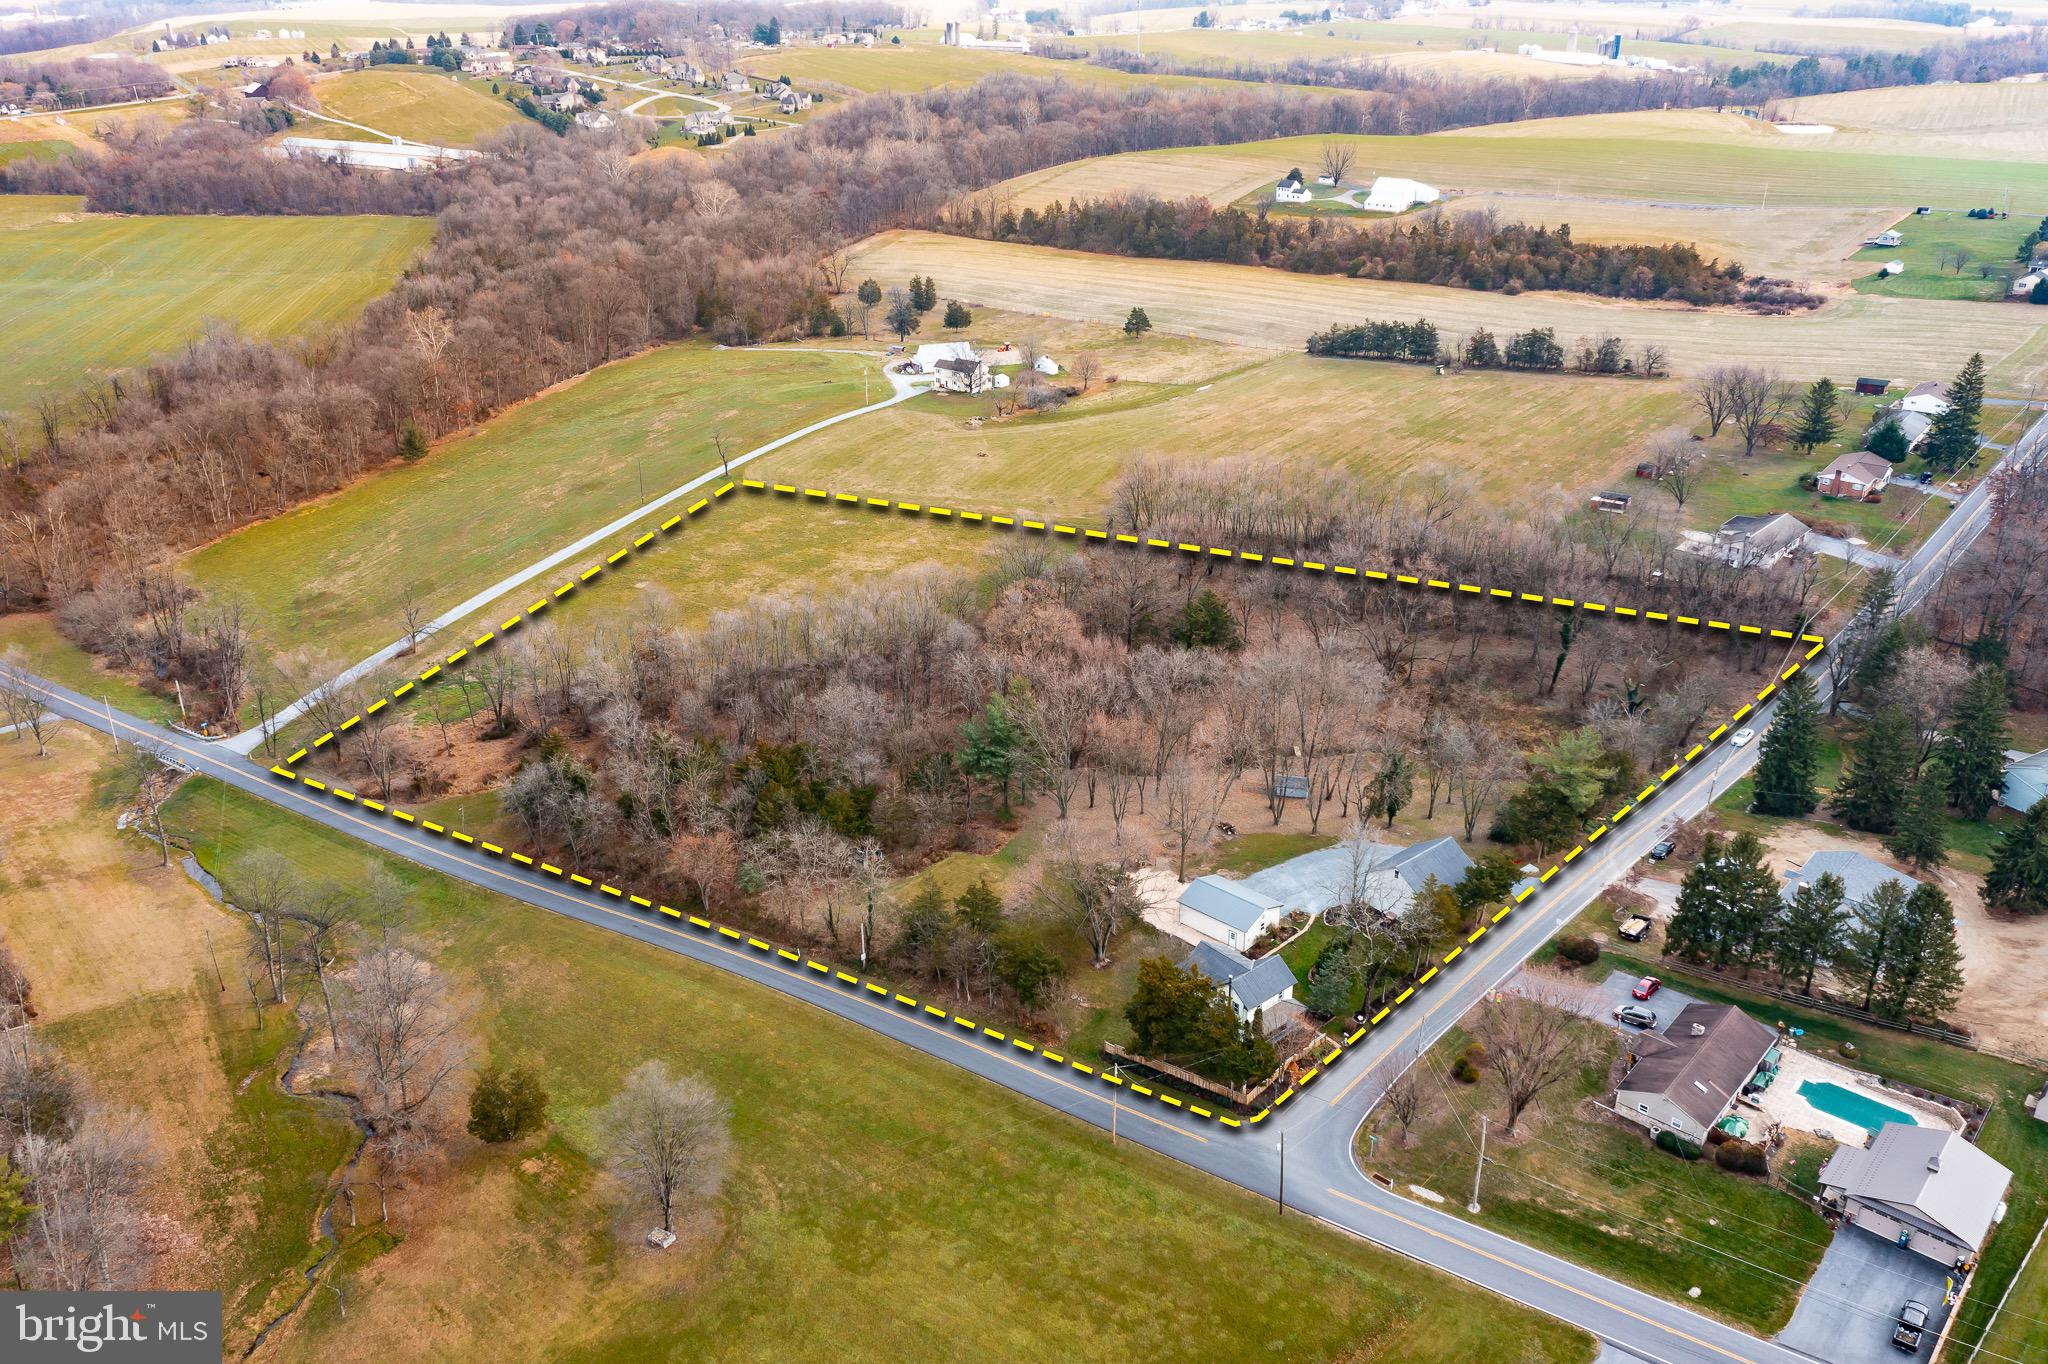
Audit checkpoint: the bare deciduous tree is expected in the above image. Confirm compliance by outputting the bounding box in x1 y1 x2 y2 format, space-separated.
596 1060 732 1235
1647 427 1706 508
336 942 468 1145
0 646 58 757
1318 140 1356 184
1468 985 1601 1136
11 1110 157 1290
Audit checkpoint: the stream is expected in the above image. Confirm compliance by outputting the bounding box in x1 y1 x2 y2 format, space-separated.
176 855 375 1358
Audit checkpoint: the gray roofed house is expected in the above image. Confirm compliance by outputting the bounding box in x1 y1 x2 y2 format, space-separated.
1613 1003 1777 1146
1714 512 1810 569
1241 835 1473 920
2002 747 2048 812
1177 875 1286 951
1180 940 1297 1025
1781 851 1923 918
1820 1123 2011 1262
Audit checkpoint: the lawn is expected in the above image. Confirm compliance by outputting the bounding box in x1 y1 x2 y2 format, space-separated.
0 195 430 417
182 344 871 673
1851 209 2032 302
306 67 525 146
0 731 357 1352
1359 1013 1832 1333
754 346 1689 516
1678 429 1953 559
0 612 182 724
1206 830 1337 876
846 231 2048 389
157 776 1593 1364
1580 944 2048 1360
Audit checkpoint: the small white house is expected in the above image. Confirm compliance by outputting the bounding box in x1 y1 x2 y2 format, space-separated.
1315 173 1337 186
1866 228 1904 249
1181 940 1296 1024
722 70 751 91
2013 273 2044 298
932 356 990 394
1273 176 1311 204
574 109 615 130
1177 875 1285 951
1361 176 1439 213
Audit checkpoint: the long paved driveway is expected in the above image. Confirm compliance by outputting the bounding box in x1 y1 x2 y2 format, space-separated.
18 413 2039 1364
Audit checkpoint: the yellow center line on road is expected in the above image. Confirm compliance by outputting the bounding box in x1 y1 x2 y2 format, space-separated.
1322 1187 1766 1364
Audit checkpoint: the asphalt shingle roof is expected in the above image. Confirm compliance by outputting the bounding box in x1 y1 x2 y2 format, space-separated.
1822 1123 2011 1251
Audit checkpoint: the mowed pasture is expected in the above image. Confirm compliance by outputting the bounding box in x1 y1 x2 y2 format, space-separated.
0 100 189 155
733 41 1318 96
993 116 2048 217
751 349 1688 517
182 345 871 669
307 68 524 146
1774 80 2048 165
851 230 2048 388
0 195 430 416
160 779 1594 1364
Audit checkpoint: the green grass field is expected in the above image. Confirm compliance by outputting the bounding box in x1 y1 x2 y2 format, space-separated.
182 344 872 671
0 195 430 417
160 777 1593 1364
1852 209 2033 301
736 39 1315 96
0 613 181 723
1361 1016 1831 1333
306 67 525 146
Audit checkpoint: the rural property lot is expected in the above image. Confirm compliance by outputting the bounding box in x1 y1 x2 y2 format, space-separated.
1776 79 2048 164
0 195 430 415
306 67 525 146
849 230 2048 387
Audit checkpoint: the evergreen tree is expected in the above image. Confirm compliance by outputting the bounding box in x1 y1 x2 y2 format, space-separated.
1305 943 1355 1018
957 692 1025 816
1877 883 1966 1020
1944 665 2011 819
1985 802 2048 916
397 422 428 461
1751 671 1822 816
1462 328 1500 368
1833 707 1915 834
1169 589 1242 650
1124 306 1152 337
1791 376 1839 453
1887 757 1950 871
1865 415 1909 463
856 277 882 310
1923 351 1985 472
467 1062 550 1143
1833 877 1911 1011
1666 835 1730 965
896 881 953 976
1718 832 1785 971
942 299 972 328
954 878 1004 934
884 292 920 343
0 1155 28 1253
1774 871 1848 994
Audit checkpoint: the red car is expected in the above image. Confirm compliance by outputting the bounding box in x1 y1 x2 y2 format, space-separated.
1631 976 1662 1001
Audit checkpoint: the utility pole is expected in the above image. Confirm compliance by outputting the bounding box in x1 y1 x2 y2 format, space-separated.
1468 1114 1489 1214
1276 1130 1285 1213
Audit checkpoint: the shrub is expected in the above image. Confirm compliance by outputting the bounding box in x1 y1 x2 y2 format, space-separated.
1557 935 1601 967
467 1062 549 1143
1451 1042 1485 1083
1655 1130 1702 1161
1714 1139 1769 1175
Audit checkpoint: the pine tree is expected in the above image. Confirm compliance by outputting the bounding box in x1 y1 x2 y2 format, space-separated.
1124 306 1152 337
1886 758 1950 871
943 299 971 328
1834 707 1915 834
1792 376 1839 453
1878 884 1966 1020
1718 832 1784 972
1751 671 1821 816
1985 801 2048 916
1774 871 1848 994
1305 944 1355 1018
855 278 882 309
1666 835 1729 964
1833 877 1911 1011
1865 416 1909 463
1923 351 1985 472
1944 665 2011 819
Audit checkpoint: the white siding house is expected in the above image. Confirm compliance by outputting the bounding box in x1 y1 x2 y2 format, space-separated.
1273 176 1311 204
1177 875 1285 951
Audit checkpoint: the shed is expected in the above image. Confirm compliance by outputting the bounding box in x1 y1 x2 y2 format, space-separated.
1177 875 1286 951
1854 377 1891 396
2001 748 2048 812
1589 490 1632 513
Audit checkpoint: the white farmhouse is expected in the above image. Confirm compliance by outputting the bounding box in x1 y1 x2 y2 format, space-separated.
1273 175 1311 204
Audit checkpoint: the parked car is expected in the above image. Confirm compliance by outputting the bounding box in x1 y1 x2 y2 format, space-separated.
1614 1004 1657 1029
1647 840 1675 861
1730 728 1756 747
1631 976 1662 1001
1892 1300 1929 1352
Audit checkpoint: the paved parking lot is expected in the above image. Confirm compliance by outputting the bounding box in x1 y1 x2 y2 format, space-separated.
1777 1226 1956 1362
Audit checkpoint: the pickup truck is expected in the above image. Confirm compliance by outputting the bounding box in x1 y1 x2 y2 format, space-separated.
1892 1300 1929 1352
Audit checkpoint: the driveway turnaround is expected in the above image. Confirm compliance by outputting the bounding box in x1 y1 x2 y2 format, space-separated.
1777 1226 1955 1362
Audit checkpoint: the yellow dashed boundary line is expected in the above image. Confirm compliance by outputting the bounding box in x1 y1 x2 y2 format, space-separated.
266 475 1828 1131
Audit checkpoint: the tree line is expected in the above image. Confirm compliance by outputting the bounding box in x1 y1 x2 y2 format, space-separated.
1307 316 1669 377
0 55 174 110
949 195 1821 310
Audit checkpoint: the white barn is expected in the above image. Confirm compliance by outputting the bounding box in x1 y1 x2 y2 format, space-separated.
1361 176 1439 213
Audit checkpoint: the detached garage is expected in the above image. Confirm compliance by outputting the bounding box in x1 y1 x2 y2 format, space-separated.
1177 875 1284 951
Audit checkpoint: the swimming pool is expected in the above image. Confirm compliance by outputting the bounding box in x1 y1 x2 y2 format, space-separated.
1800 1079 1918 1132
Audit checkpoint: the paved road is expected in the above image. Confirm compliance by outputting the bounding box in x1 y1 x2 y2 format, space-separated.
19 414 2039 1364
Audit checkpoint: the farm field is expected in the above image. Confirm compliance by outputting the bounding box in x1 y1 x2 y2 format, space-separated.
0 100 189 155
306 67 525 146
750 349 1687 516
733 41 1313 95
1850 209 2032 302
161 777 1595 1364
181 344 871 671
992 116 2048 218
847 230 2048 389
1455 104 2048 168
0 194 431 416
1775 80 2048 165
0 730 358 1353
